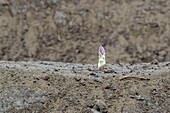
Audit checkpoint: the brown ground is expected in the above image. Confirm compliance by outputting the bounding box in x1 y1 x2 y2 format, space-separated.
0 0 170 113
0 0 170 63
0 61 170 113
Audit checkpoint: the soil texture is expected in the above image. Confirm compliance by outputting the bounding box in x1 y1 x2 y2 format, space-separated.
0 0 170 113
0 0 170 63
0 61 170 113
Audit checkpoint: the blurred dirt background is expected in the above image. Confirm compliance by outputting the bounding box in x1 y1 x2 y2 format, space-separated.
0 0 170 64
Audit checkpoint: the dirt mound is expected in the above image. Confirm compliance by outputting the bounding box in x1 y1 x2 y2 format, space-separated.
0 0 170 63
0 61 170 112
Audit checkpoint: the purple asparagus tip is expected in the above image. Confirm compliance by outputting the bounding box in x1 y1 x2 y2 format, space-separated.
99 45 105 55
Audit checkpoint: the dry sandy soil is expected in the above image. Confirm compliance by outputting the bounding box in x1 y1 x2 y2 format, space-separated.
0 61 170 113
0 0 170 113
0 0 170 63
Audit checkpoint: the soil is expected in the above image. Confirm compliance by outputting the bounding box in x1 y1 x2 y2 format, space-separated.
0 0 170 63
0 0 170 113
0 61 170 113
